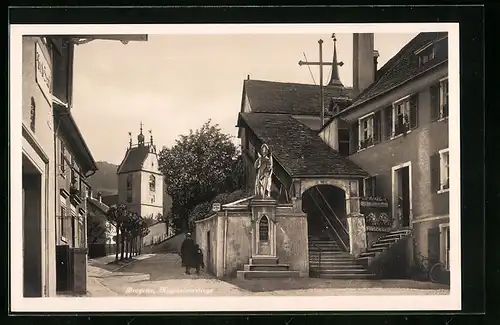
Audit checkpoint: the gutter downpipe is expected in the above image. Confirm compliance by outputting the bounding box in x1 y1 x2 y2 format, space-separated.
223 209 228 276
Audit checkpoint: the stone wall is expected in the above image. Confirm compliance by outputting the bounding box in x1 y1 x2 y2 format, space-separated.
195 214 219 276
195 203 309 278
224 213 252 277
275 211 309 277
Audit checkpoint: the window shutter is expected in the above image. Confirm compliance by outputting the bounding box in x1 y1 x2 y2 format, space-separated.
384 105 393 140
350 121 359 154
409 95 418 129
373 110 382 143
430 152 441 193
427 227 441 266
430 84 440 121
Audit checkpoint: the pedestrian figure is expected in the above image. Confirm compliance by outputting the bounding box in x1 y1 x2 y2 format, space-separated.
194 244 204 275
180 232 197 275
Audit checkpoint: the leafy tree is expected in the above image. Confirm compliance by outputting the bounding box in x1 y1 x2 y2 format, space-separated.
158 120 245 233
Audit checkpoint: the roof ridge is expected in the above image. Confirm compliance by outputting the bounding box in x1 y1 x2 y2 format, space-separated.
116 148 131 174
352 33 422 103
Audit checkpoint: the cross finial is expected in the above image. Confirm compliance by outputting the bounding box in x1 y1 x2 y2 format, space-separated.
140 121 143 133
332 33 337 42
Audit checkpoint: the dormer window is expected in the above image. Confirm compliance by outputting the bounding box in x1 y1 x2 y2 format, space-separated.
416 44 436 66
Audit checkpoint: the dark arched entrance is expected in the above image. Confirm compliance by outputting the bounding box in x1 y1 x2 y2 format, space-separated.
302 185 349 251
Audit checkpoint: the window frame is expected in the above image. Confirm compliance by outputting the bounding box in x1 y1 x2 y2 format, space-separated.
438 148 450 194
391 95 412 138
149 174 156 192
258 215 270 242
439 77 449 120
363 176 376 197
439 223 450 271
417 45 436 66
59 195 68 243
357 112 375 151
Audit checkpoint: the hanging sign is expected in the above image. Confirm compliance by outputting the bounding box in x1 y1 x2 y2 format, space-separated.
35 42 52 104
212 203 221 212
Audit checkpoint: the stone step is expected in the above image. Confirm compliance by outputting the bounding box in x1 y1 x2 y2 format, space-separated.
377 237 399 244
309 259 360 265
250 256 278 265
316 268 371 275
318 273 376 279
236 270 300 279
244 264 290 271
309 262 363 269
309 252 350 257
310 265 366 271
372 242 392 248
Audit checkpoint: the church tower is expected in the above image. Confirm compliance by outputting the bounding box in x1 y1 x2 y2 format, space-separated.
116 123 164 220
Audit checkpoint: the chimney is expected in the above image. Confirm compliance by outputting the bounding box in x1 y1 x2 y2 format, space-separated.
353 33 375 95
373 50 380 80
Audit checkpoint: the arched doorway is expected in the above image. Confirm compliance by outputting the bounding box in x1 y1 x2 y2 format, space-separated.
302 184 349 250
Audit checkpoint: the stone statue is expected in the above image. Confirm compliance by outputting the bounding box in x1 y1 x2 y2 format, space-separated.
254 144 273 198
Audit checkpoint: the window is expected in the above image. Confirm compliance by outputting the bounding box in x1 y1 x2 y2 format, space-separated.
393 99 410 136
149 174 156 192
29 97 36 132
439 148 449 192
60 206 67 240
417 45 436 66
126 174 133 190
126 191 132 203
391 95 418 137
349 180 359 197
439 78 449 119
358 114 374 149
363 176 376 197
259 216 269 242
338 129 350 156
440 224 450 271
150 195 156 204
60 144 66 173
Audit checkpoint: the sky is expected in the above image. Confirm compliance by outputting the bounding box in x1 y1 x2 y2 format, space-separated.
71 32 417 165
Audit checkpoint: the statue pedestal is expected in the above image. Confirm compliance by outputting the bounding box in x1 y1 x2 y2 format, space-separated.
250 197 277 257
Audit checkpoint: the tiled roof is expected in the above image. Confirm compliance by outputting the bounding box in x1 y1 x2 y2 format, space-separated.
238 112 368 177
117 145 151 174
87 197 109 215
102 194 118 207
244 79 354 116
350 32 448 108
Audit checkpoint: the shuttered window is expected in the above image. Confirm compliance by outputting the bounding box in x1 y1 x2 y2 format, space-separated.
409 95 418 129
373 110 382 143
383 105 393 140
350 121 359 154
430 152 441 193
427 227 441 266
430 83 440 121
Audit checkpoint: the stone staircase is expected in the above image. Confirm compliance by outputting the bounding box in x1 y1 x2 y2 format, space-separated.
236 256 300 279
358 229 412 259
309 238 375 279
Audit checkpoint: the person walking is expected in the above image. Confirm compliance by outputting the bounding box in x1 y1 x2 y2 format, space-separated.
180 232 197 275
194 244 204 275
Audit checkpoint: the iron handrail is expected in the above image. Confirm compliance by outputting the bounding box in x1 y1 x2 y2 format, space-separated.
308 191 348 251
314 186 349 234
310 242 322 277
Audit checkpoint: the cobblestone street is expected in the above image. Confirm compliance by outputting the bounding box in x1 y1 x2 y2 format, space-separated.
87 253 450 297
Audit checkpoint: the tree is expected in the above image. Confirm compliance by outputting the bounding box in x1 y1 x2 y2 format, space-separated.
158 120 244 233
105 204 129 261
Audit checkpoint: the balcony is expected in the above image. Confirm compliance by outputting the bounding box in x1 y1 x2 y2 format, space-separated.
69 179 83 205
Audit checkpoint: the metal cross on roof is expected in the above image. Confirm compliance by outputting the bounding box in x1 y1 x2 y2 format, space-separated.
298 33 345 127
